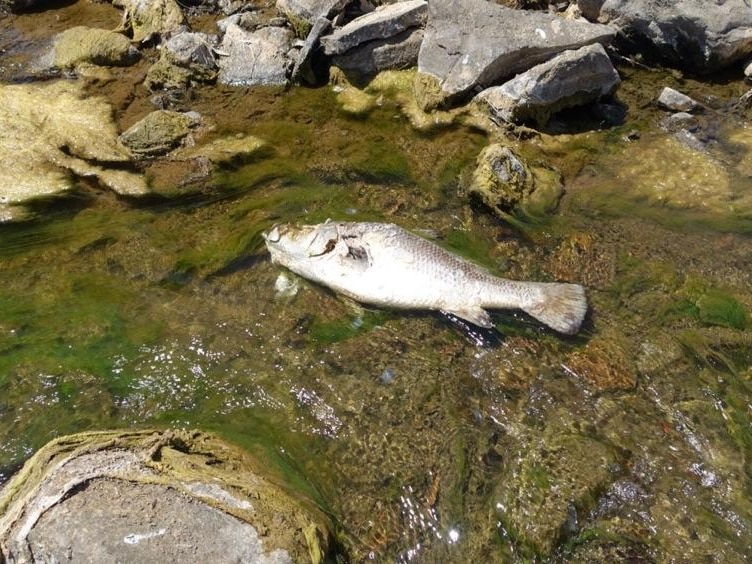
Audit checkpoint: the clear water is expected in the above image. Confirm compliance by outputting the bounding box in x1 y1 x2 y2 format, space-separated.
1 4 752 562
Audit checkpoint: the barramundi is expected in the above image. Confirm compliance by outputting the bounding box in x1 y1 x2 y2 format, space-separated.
264 221 587 335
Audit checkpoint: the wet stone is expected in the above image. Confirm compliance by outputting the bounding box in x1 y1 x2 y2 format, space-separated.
465 144 564 219
113 0 188 44
657 86 700 113
496 432 616 556
0 430 332 563
120 110 202 157
45 26 140 70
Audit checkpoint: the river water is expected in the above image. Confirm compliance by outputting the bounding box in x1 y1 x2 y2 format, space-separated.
1 3 751 562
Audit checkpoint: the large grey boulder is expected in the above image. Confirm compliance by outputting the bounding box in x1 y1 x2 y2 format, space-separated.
332 28 423 79
217 24 294 86
590 0 752 73
320 0 427 56
476 43 620 126
415 0 615 110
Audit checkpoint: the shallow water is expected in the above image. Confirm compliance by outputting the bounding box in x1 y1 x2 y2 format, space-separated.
1 3 752 561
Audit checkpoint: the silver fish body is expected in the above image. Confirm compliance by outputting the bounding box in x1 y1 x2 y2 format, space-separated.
264 221 587 335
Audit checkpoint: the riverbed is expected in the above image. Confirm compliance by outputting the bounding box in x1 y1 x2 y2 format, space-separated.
1 2 751 561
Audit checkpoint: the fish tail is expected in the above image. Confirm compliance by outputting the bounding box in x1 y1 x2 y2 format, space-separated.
522 283 587 335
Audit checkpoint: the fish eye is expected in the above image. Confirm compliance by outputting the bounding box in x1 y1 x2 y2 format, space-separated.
265 224 281 243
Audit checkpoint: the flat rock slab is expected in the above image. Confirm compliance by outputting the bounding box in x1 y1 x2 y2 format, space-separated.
321 0 427 56
597 0 752 73
0 430 331 563
415 0 615 110
477 43 620 126
217 24 294 86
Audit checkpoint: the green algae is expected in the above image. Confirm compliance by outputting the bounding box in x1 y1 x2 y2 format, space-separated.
1 28 752 564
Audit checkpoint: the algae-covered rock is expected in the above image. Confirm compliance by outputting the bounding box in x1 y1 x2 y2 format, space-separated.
496 432 616 556
609 136 735 211
144 32 218 91
120 110 202 157
114 0 188 43
0 80 148 221
0 429 332 563
175 134 269 165
548 232 616 289
466 144 564 219
46 26 140 69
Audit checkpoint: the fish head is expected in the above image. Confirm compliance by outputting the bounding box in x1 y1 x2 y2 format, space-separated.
263 222 341 267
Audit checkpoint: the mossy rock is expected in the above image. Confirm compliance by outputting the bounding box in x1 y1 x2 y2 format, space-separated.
413 71 446 111
52 26 140 69
120 110 202 157
0 429 333 563
144 51 218 91
465 143 564 220
113 0 187 43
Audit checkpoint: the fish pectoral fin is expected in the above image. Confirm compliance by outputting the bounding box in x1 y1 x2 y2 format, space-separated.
441 307 493 329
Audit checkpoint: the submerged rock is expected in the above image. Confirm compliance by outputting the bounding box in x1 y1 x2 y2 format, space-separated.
594 0 752 73
476 43 620 126
44 26 140 70
120 110 202 157
0 430 332 563
113 0 188 44
466 144 564 219
217 24 294 86
320 0 427 56
415 0 615 110
0 81 148 221
174 134 269 166
496 431 616 555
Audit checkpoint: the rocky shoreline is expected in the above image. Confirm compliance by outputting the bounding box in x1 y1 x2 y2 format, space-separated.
1 0 751 222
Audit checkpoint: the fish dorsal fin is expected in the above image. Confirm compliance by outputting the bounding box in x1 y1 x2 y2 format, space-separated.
441 307 493 329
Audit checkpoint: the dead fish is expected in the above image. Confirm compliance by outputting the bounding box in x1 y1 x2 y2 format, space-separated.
264 221 587 335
